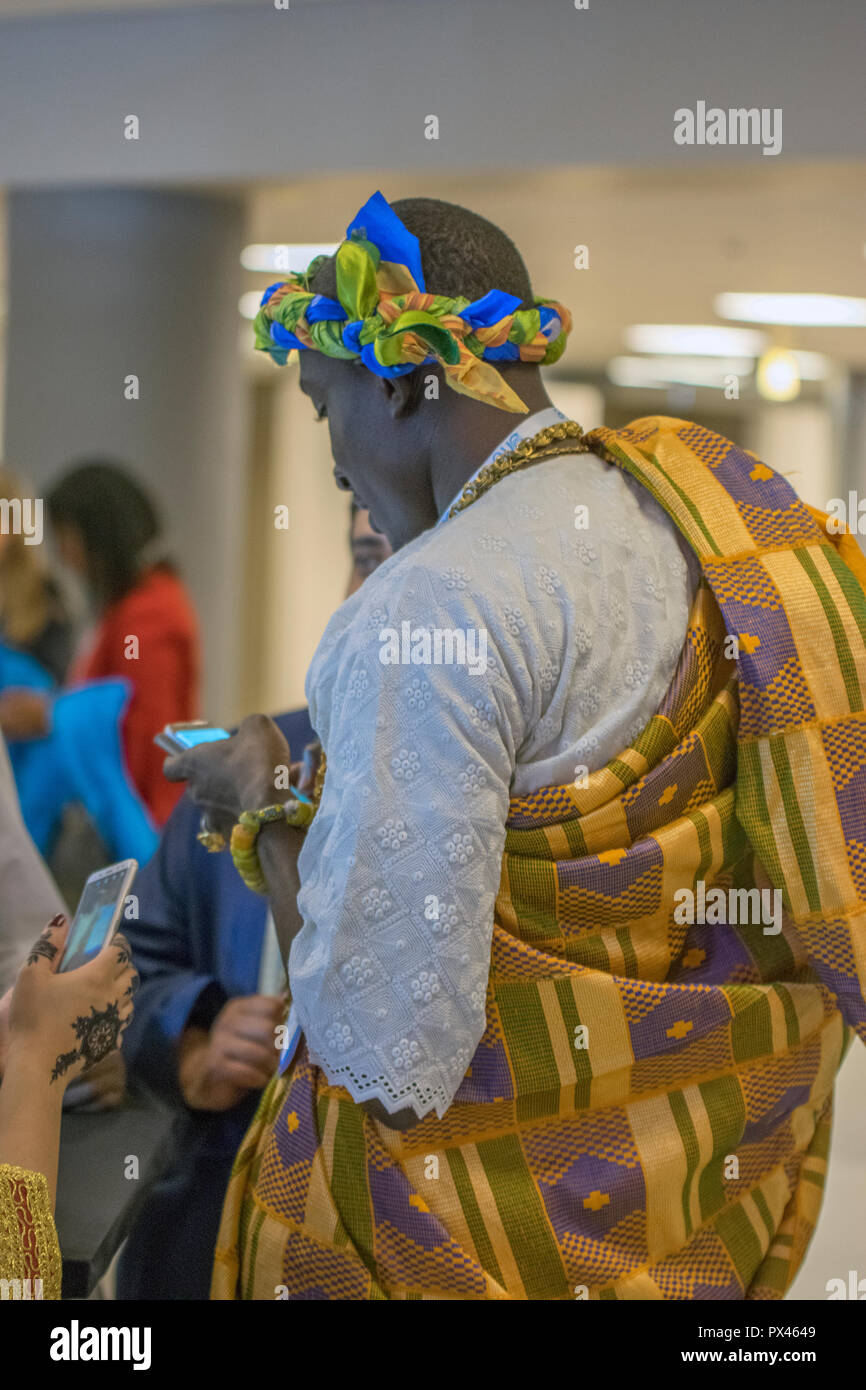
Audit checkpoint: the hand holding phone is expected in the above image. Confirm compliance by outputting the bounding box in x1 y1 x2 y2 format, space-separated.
156 720 311 805
161 711 309 859
59 860 138 973
6 913 138 1100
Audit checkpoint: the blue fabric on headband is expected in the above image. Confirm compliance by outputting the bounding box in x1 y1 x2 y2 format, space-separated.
342 319 365 354
482 342 521 363
345 191 426 293
270 322 304 352
261 280 285 307
537 304 561 338
461 289 523 330
359 342 418 378
307 294 346 324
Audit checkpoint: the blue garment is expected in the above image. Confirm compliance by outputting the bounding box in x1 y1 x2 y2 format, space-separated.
1 641 158 864
117 707 315 1301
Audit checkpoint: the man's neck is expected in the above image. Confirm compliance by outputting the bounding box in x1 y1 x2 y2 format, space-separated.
428 370 555 519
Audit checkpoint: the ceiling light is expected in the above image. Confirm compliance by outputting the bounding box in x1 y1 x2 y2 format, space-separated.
608 356 754 389
240 243 339 273
239 291 265 320
756 347 800 401
624 324 767 356
607 359 668 389
715 293 866 326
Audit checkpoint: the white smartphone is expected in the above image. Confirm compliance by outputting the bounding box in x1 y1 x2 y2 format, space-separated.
58 859 138 973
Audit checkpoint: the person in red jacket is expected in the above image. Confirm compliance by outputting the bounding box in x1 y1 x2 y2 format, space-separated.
0 460 200 827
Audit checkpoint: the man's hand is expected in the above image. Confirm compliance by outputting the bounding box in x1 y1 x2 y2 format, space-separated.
178 994 284 1112
163 714 293 837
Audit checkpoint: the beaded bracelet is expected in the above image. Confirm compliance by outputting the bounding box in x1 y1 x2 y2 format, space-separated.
230 799 315 896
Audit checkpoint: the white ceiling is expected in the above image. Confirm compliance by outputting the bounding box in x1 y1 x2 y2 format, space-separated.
0 0 333 12
244 161 866 372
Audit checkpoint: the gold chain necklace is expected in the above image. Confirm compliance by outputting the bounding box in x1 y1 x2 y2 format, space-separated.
446 418 589 520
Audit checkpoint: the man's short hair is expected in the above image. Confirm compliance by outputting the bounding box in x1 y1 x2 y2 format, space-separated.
311 197 534 308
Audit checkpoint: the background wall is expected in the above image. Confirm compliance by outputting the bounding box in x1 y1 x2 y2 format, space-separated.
242 368 352 714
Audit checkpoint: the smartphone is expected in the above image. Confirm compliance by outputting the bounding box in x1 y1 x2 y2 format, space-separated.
58 859 139 973
154 720 232 755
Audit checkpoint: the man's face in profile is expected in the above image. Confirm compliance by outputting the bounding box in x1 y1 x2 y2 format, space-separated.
346 508 392 597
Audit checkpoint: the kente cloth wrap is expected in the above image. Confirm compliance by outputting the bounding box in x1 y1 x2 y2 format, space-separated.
0 1164 61 1299
253 191 571 415
212 417 866 1300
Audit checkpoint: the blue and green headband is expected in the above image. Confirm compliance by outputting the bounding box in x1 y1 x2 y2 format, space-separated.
253 191 572 413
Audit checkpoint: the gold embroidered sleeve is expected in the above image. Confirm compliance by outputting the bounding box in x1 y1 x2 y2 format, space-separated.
0 1163 62 1299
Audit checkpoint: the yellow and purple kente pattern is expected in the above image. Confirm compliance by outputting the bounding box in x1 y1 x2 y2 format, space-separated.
212 416 866 1300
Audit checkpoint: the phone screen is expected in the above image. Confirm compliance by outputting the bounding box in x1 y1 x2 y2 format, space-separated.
155 723 231 754
173 726 230 749
59 862 137 973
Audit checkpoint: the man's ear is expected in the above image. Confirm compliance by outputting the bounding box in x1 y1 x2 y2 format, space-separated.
377 372 417 419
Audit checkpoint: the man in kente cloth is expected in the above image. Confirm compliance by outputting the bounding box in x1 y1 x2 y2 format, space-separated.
167 192 866 1300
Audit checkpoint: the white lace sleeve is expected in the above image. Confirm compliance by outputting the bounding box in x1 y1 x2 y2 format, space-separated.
289 574 527 1121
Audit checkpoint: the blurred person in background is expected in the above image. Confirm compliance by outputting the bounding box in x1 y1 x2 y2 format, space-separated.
345 500 392 594
0 465 72 685
116 507 390 1300
0 913 137 1297
0 461 200 828
0 726 65 996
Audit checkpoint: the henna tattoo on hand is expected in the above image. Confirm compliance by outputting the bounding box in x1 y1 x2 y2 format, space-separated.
50 1049 80 1081
50 1000 123 1083
27 930 59 967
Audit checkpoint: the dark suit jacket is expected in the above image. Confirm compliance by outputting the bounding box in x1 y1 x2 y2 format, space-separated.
117 707 315 1300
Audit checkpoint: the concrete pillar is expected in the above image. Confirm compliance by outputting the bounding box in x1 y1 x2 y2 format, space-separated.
3 188 247 722
841 372 866 497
